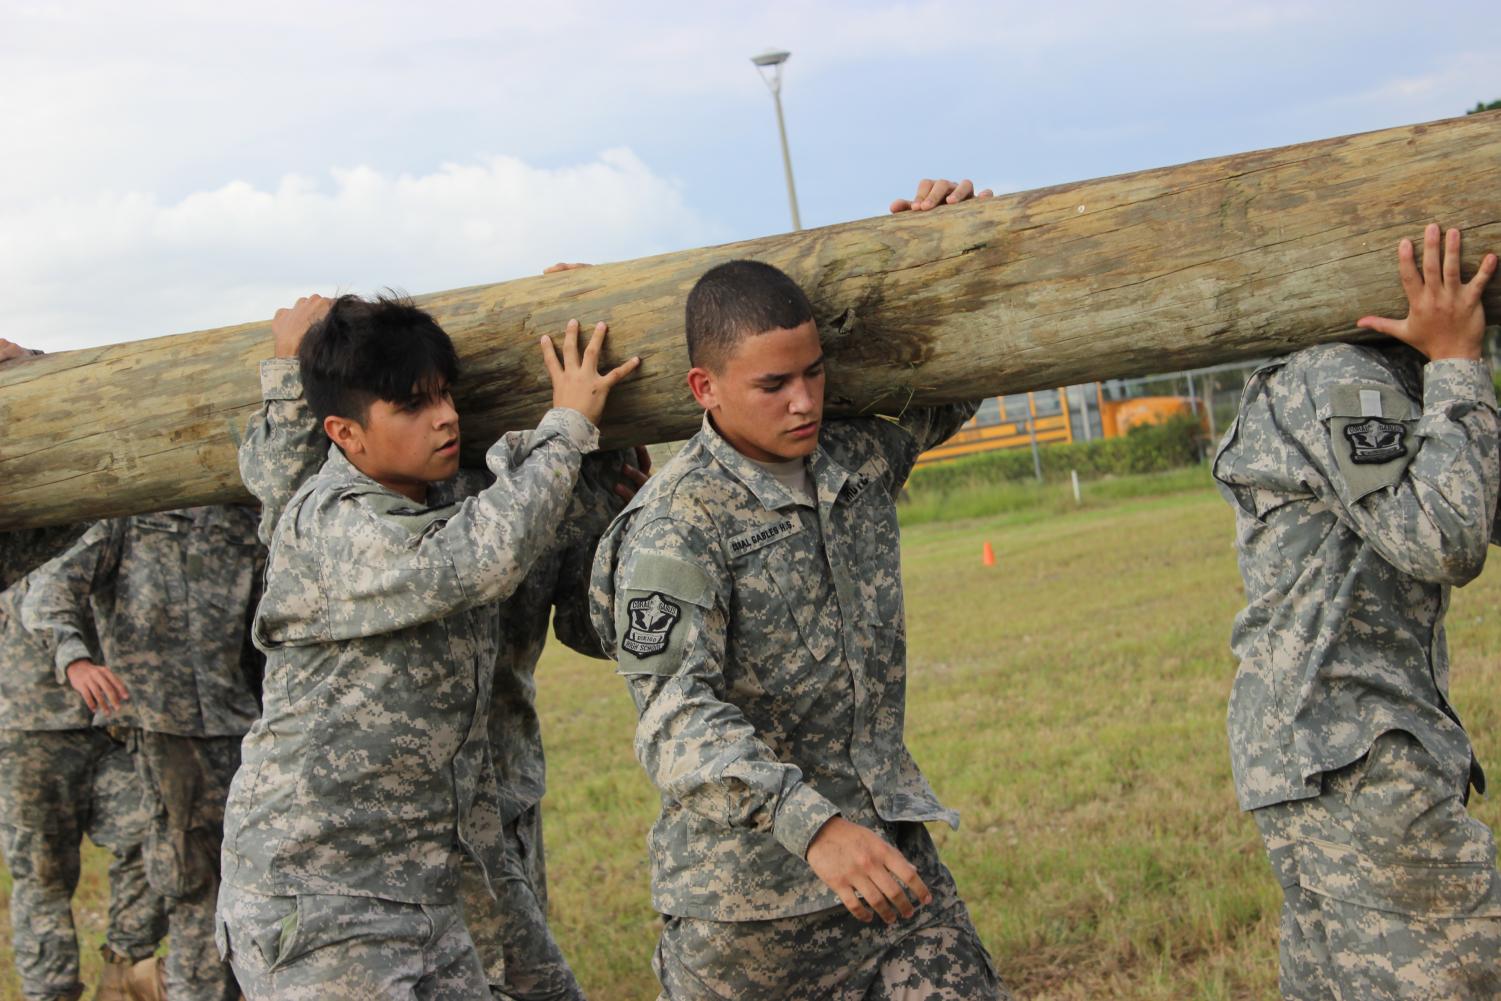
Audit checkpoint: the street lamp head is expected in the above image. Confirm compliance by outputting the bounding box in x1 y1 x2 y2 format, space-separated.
751 49 790 67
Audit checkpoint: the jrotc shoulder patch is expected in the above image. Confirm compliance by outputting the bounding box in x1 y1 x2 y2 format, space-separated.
622 593 682 658
1342 418 1407 464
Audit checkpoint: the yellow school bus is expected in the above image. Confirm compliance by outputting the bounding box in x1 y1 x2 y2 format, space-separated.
915 386 1203 467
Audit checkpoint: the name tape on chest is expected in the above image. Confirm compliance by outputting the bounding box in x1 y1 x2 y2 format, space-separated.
622 592 682 658
727 517 801 559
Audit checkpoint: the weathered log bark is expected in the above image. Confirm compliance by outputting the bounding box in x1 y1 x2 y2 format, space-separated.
3 111 1499 530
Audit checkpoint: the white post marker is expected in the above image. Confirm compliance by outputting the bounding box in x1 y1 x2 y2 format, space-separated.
1072 469 1082 504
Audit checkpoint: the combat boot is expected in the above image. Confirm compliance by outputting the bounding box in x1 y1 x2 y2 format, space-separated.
123 956 166 1001
94 946 132 1001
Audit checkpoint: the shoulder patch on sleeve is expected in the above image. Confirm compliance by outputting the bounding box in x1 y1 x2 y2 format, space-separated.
1324 383 1417 501
621 593 682 658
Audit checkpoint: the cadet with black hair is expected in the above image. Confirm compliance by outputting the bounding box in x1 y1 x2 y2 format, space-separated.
221 292 638 998
236 288 650 1000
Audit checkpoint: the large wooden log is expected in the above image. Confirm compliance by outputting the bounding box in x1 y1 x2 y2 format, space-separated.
3 112 1499 531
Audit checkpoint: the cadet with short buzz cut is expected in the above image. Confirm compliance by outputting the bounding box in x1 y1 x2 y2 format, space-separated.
21 503 264 1001
0 562 166 1001
590 179 1008 1001
223 292 637 999
1215 223 1501 999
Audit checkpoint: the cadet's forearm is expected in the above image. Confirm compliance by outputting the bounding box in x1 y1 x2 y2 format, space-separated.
20 521 118 681
628 671 839 859
239 359 326 545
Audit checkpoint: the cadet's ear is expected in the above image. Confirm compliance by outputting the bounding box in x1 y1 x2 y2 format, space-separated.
324 414 365 456
686 367 718 412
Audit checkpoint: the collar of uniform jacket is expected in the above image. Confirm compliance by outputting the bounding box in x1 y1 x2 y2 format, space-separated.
314 442 471 515
697 414 856 512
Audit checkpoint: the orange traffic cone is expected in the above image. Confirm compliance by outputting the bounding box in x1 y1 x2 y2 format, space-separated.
981 541 995 567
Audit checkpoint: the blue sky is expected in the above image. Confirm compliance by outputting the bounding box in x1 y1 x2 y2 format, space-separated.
4 0 1498 351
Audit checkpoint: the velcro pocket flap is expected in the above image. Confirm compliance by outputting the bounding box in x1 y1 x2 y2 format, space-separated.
1297 837 1501 917
624 553 714 608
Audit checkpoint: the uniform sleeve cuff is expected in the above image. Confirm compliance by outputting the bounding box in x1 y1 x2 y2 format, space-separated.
259 358 304 401
1422 359 1495 412
772 781 841 860
537 408 601 454
53 637 93 684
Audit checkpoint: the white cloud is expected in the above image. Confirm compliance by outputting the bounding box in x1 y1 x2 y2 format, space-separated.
2 148 723 352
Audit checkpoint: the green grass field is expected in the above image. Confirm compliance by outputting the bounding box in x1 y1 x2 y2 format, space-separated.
5 466 1500 999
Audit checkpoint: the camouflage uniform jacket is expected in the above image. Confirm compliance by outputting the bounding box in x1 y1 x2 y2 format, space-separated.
1213 343 1499 812
590 404 977 921
0 525 87 593
238 359 621 825
0 573 94 730
489 459 622 823
224 360 598 905
22 507 264 737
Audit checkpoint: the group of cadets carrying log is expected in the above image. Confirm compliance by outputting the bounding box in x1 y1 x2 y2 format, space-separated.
0 177 1497 1001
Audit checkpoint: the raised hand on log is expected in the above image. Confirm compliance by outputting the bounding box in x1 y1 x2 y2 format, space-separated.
1356 224 1497 362
273 294 334 358
0 339 42 364
889 177 993 213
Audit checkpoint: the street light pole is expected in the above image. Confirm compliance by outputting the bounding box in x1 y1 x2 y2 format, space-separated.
751 49 802 231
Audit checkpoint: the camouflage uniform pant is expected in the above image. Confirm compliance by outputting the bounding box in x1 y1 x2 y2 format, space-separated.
130 729 242 1001
1253 729 1501 1001
461 804 585 1001
217 881 490 999
0 728 166 1000
653 823 1008 1001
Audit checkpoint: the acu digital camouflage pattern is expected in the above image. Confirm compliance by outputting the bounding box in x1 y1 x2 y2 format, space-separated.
1214 343 1501 997
218 882 488 1000
225 367 598 912
21 506 264 737
131 730 243 1001
461 806 584 1001
241 358 614 997
1255 731 1501 999
461 454 626 1001
19 506 264 999
486 447 626 824
1214 345 1498 808
592 407 978 921
655 824 1003 1001
0 524 86 594
0 727 165 1000
0 575 94 731
0 570 160 998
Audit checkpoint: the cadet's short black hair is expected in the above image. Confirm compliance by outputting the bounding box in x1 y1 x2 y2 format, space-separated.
299 293 459 424
685 260 815 370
